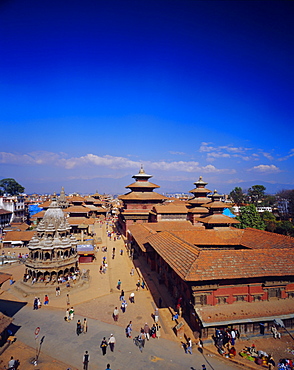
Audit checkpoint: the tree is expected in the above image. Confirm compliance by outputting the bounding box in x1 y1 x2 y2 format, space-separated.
261 211 277 232
0 178 25 195
261 195 276 207
236 204 265 230
275 221 294 237
229 187 245 205
247 185 266 205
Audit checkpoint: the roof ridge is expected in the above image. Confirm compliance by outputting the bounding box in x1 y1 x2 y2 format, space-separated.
246 227 294 241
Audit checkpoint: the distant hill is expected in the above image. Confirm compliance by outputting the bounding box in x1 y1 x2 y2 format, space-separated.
14 176 294 196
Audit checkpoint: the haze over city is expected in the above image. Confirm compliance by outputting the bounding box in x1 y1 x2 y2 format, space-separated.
1 0 293 195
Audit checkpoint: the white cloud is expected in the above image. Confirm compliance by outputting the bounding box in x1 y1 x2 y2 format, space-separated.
199 142 251 154
0 151 234 175
248 164 281 173
261 152 274 160
278 149 294 161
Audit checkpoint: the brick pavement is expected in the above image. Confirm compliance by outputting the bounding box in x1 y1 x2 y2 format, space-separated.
1 220 294 369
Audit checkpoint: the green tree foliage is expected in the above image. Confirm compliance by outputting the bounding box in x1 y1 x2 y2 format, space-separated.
0 178 25 195
275 221 294 237
247 185 266 205
229 187 245 205
236 204 265 230
261 211 277 232
261 195 276 207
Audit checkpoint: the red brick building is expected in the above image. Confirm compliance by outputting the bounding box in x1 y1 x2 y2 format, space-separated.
129 222 294 337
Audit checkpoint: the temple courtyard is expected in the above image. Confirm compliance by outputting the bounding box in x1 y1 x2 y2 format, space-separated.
0 220 293 369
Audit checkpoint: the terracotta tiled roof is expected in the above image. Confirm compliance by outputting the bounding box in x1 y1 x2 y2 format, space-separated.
186 248 294 281
84 196 95 203
119 192 168 201
165 199 190 205
187 207 209 214
143 221 196 232
205 201 233 209
64 206 91 213
172 228 244 245
199 214 240 224
3 230 35 242
153 204 188 214
129 224 156 252
10 222 29 231
67 217 95 226
30 210 45 219
147 231 200 280
189 188 212 194
134 228 294 281
196 298 294 327
39 200 51 208
188 198 211 204
68 196 85 202
126 181 160 189
241 228 294 249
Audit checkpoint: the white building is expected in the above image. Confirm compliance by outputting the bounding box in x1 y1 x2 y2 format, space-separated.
0 195 26 223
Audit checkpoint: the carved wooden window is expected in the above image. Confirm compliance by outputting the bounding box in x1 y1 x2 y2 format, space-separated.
235 295 245 302
268 288 281 299
195 295 207 306
217 296 227 304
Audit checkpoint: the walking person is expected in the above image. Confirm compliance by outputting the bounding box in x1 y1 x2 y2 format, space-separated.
66 293 70 306
130 267 134 276
120 289 125 301
136 279 140 291
69 306 75 321
83 351 89 370
83 318 88 334
126 321 132 338
121 299 127 313
37 298 42 309
186 337 193 354
65 308 70 322
33 297 38 310
76 320 82 336
139 330 146 349
108 334 116 352
55 286 61 296
105 364 111 370
113 307 119 322
129 292 135 303
117 279 121 290
44 294 49 305
8 356 16 370
100 337 108 356
144 323 150 340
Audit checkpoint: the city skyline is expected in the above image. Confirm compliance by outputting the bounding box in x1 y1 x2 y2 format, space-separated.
1 1 293 195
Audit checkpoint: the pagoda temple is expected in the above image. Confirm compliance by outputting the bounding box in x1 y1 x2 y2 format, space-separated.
187 176 211 225
199 189 240 228
24 194 79 282
118 167 168 235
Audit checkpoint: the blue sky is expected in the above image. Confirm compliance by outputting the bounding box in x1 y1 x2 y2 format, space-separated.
1 0 293 195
